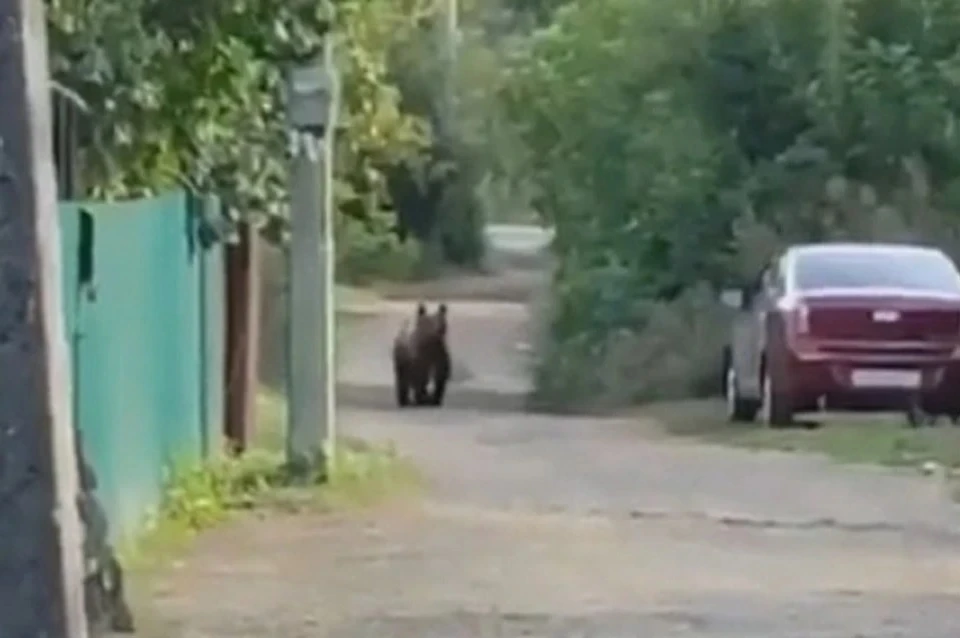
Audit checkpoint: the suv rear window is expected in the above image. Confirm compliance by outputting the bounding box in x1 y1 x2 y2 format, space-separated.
794 247 960 293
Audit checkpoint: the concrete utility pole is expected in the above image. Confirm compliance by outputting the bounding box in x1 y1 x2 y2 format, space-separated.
319 38 338 470
0 0 89 636
285 30 340 480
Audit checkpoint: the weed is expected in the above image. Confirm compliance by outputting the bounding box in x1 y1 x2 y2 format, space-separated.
119 391 420 571
644 399 960 472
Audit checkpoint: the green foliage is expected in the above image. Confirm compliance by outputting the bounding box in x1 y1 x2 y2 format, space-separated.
334 0 434 225
122 438 419 569
530 285 733 411
336 208 422 284
384 10 488 267
379 0 568 266
156 452 280 530
47 0 487 280
494 0 572 28
503 0 960 411
647 401 960 475
48 0 334 216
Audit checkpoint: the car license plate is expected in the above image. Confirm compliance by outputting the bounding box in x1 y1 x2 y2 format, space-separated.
850 369 921 389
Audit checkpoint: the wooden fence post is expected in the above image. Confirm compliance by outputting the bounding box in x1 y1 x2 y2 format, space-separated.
224 221 261 454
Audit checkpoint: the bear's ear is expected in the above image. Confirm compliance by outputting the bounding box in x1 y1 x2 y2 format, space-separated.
437 303 448 317
416 302 427 316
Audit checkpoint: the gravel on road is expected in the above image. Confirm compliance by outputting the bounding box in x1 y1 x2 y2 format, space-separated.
146 284 960 637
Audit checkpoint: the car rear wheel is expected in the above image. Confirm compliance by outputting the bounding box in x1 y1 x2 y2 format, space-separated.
760 368 793 428
725 362 758 422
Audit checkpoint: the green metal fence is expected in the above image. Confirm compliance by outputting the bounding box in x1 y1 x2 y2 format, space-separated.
59 190 224 540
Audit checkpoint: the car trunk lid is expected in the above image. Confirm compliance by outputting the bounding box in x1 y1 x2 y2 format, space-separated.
800 290 960 342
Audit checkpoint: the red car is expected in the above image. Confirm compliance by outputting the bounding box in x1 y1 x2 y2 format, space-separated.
722 242 960 426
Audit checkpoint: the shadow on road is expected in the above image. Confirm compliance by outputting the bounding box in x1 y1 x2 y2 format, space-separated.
337 382 528 415
639 400 821 439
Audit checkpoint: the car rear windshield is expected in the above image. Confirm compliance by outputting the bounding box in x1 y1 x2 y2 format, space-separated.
794 248 960 293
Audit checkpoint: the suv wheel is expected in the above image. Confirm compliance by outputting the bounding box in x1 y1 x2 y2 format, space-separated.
760 368 793 428
725 360 758 422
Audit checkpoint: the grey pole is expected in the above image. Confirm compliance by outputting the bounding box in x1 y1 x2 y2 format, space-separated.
285 32 339 481
286 125 325 480
0 0 89 635
319 37 339 465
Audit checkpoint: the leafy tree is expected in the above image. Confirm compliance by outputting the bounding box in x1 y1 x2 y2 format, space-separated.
47 0 456 278
500 0 960 410
383 0 494 268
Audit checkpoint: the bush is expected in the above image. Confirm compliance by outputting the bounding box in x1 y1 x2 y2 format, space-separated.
336 209 423 285
530 284 732 413
503 0 960 412
156 451 283 531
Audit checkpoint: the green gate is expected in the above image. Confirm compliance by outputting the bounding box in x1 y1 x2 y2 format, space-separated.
59 191 224 540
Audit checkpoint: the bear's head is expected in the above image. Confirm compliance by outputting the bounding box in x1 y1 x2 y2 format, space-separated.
412 302 448 351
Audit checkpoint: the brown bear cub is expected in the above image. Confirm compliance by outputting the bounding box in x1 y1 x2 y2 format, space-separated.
392 302 451 407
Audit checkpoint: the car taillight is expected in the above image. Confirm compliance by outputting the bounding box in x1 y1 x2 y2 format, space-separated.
795 304 810 334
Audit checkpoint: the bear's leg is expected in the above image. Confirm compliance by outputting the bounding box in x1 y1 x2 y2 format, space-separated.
431 376 447 407
394 358 411 407
430 348 451 407
412 367 430 406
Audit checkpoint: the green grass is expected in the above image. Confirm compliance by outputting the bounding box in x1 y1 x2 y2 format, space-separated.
644 399 960 471
118 388 421 573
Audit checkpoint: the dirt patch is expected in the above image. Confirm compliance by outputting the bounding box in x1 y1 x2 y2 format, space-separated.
143 499 960 637
139 285 960 638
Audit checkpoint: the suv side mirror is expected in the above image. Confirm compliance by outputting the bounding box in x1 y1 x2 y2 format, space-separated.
720 288 744 309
